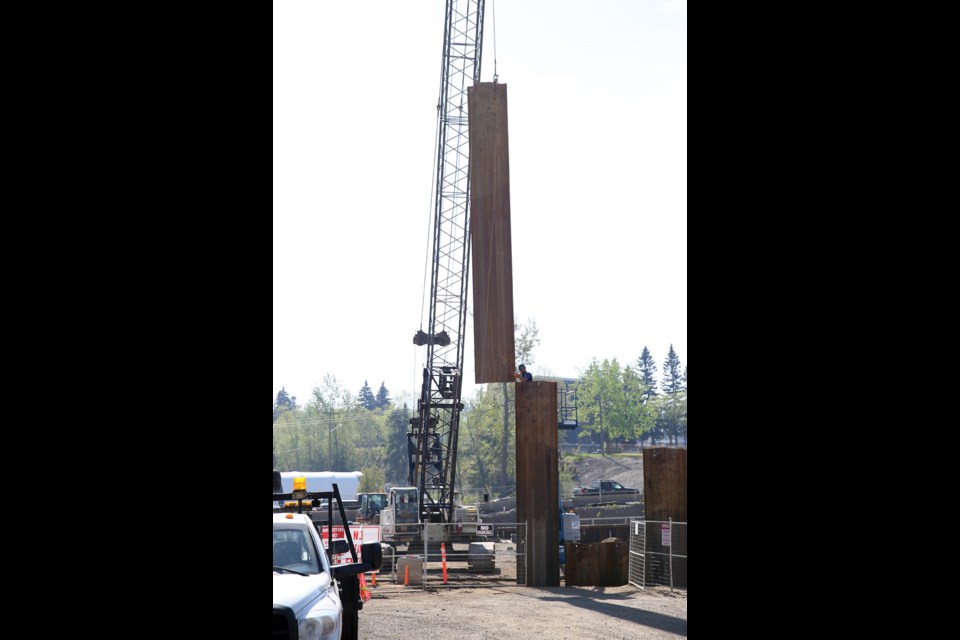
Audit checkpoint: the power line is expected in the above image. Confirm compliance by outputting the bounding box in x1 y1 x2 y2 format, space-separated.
272 414 378 429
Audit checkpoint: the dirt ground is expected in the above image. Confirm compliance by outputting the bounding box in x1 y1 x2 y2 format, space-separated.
564 453 646 492
358 454 686 638
358 583 687 639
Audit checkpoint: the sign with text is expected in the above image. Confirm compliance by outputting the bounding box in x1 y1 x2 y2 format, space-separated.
320 525 381 564
477 524 494 536
661 523 671 547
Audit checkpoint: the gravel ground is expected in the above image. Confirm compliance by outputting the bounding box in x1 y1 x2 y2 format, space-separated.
357 583 687 639
357 454 686 638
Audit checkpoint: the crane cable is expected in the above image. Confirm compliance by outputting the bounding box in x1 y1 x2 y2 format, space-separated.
491 0 498 82
415 54 445 397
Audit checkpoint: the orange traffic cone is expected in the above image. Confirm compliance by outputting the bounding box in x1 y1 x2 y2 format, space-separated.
359 573 371 602
371 571 377 587
404 564 409 586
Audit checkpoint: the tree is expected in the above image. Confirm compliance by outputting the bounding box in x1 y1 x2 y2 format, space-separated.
661 345 684 396
273 387 298 422
502 318 541 487
273 374 405 474
357 380 377 410
273 387 298 468
273 408 304 471
359 465 386 493
376 382 391 409
460 384 515 499
636 347 658 404
382 404 411 485
514 318 540 368
658 345 687 445
308 374 360 470
577 358 654 451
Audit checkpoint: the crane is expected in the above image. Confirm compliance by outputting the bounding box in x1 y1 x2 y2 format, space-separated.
410 0 486 527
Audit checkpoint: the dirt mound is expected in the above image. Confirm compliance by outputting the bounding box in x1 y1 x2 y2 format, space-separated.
565 453 645 491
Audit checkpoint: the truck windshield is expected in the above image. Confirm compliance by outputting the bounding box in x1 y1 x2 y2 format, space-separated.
369 494 386 512
273 527 321 574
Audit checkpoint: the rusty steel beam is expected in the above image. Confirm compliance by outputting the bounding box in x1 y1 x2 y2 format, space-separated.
516 380 560 586
468 82 515 383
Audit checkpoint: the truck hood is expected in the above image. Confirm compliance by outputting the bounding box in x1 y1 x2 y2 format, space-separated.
273 572 334 615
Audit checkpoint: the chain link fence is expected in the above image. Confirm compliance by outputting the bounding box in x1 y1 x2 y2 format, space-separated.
629 519 687 590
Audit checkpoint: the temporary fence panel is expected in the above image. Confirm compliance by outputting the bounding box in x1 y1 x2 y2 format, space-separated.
629 519 687 590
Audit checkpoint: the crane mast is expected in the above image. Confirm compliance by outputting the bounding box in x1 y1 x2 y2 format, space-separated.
410 0 486 525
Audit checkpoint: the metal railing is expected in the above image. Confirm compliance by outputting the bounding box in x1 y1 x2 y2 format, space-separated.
628 519 687 590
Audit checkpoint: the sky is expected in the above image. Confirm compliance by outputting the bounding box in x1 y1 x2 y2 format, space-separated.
273 0 687 408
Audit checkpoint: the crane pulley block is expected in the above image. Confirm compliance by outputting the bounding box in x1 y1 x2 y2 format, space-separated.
413 330 451 346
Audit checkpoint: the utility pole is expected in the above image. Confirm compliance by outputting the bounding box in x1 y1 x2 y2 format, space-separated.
599 397 604 454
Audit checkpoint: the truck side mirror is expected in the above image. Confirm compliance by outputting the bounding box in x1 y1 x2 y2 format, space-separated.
361 542 383 571
329 539 350 556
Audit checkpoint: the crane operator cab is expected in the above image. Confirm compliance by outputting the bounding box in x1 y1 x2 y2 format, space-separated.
380 486 420 543
396 489 418 518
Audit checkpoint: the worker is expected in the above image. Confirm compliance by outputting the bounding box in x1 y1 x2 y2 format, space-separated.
515 364 533 382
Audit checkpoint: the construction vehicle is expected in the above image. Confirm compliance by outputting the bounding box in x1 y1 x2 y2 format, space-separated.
272 471 382 640
353 491 387 524
379 486 480 542
375 0 489 565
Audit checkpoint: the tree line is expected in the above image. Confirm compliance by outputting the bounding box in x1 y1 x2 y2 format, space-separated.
273 327 685 502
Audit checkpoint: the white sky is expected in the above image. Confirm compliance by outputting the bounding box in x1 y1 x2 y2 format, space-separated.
273 0 687 407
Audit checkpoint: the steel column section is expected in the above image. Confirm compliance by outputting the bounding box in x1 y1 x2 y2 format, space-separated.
515 381 560 586
468 81 516 383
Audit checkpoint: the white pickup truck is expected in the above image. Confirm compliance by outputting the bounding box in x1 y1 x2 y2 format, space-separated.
273 512 346 639
273 475 382 640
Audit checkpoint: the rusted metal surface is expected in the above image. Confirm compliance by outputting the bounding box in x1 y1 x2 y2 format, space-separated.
468 82 515 383
564 539 629 587
642 447 687 522
515 380 559 586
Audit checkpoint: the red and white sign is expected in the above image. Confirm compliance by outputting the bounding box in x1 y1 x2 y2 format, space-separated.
320 525 381 564
661 523 671 547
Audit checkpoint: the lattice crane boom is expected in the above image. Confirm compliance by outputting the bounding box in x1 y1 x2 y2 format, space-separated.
409 0 486 525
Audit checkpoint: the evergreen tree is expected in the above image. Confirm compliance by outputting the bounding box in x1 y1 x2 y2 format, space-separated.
661 345 684 396
383 404 411 485
273 387 297 422
376 382 391 409
658 345 687 445
636 347 658 403
357 380 377 410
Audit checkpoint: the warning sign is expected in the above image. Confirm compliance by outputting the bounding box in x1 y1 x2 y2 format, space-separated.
320 525 381 564
661 523 671 547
